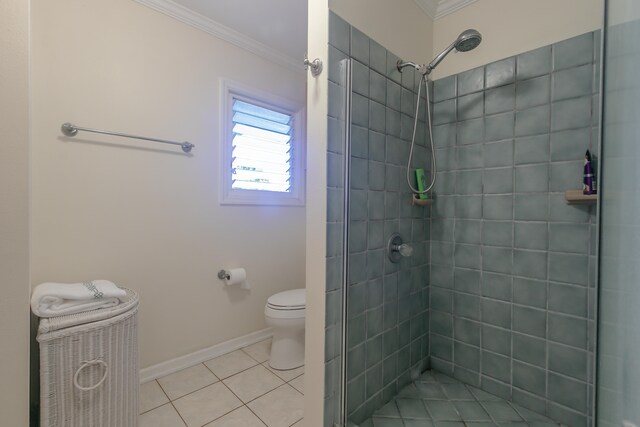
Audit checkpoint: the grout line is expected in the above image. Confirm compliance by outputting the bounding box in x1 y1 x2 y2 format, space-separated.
154 376 200 426
199 402 246 427
154 381 189 426
138 402 188 427
168 401 188 427
160 372 221 401
138 380 171 416
242 402 270 427
203 360 259 380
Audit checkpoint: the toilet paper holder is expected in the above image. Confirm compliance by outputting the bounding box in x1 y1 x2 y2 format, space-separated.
218 269 250 290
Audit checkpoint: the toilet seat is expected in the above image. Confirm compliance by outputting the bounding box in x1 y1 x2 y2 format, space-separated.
266 289 305 310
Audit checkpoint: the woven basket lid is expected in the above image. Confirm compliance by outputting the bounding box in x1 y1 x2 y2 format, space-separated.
37 287 138 336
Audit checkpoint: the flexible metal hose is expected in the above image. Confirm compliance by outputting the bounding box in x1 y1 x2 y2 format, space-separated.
406 74 437 194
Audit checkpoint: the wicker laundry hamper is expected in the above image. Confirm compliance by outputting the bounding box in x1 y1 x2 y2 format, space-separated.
37 288 139 427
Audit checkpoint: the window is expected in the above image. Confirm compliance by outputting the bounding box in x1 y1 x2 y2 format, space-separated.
221 80 305 206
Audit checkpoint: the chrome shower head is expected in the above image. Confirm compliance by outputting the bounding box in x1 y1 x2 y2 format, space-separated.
454 29 482 52
397 29 482 76
425 28 482 74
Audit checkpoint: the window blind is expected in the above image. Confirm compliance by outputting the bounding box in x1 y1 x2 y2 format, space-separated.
231 99 293 193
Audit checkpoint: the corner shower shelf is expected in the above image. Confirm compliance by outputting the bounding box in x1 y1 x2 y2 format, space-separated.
412 195 433 206
564 190 598 205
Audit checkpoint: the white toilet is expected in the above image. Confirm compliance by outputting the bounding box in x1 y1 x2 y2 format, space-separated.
264 288 305 370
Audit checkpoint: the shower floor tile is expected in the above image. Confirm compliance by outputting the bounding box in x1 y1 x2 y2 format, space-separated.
358 370 560 427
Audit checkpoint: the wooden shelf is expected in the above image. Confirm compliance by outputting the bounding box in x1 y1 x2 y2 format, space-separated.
565 190 598 205
412 195 433 206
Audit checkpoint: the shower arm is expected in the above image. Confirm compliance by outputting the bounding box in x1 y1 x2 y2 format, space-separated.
396 60 429 76
396 40 457 76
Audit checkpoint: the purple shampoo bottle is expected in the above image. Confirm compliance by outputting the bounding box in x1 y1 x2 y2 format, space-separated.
583 150 597 195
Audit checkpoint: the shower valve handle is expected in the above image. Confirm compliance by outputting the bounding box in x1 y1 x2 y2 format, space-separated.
397 243 414 257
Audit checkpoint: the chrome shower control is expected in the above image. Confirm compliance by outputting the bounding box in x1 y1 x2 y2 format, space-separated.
396 243 414 257
387 233 413 263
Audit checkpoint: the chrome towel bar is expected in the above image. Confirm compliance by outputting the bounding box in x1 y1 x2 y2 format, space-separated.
61 122 194 153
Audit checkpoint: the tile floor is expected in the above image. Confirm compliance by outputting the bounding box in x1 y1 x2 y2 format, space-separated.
139 339 304 427
358 371 562 427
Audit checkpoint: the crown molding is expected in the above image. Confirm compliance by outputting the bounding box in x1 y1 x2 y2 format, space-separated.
134 0 303 73
413 0 438 19
436 0 478 19
414 0 478 20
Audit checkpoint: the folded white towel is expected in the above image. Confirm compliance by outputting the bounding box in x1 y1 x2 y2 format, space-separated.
31 280 127 318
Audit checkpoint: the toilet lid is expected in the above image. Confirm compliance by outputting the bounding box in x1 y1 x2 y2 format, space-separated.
267 289 306 310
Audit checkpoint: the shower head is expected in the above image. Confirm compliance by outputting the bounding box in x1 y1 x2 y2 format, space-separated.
454 29 482 52
396 29 482 75
425 29 482 74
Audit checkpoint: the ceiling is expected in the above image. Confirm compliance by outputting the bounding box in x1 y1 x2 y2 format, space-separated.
171 0 307 61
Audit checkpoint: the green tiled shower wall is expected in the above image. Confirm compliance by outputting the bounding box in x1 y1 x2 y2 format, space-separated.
325 11 433 426
325 11 600 427
428 31 600 427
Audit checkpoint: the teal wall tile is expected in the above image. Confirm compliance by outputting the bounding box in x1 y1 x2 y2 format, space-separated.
482 220 513 247
483 351 511 383
485 84 515 115
553 64 593 101
517 46 552 80
486 57 516 88
514 222 548 250
483 140 514 168
513 333 547 367
517 75 550 109
553 32 594 71
458 66 485 95
513 277 547 309
515 135 550 165
482 325 511 356
513 361 546 396
513 305 546 338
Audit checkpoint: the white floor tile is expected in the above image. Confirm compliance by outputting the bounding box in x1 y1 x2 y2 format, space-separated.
204 406 267 427
289 374 304 394
248 384 304 427
139 403 185 427
139 380 170 414
263 362 304 382
242 339 272 363
223 364 284 403
205 350 259 379
173 382 243 427
158 364 219 400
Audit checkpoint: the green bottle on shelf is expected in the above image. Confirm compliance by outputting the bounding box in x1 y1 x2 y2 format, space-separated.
415 168 428 200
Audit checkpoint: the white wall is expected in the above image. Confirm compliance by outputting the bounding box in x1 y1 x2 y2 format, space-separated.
0 0 30 424
305 0 329 422
329 0 434 64
31 0 306 368
432 0 604 78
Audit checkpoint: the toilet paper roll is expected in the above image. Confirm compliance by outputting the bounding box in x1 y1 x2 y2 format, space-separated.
225 268 249 289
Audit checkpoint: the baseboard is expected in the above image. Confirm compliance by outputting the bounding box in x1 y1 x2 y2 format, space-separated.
139 328 273 383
